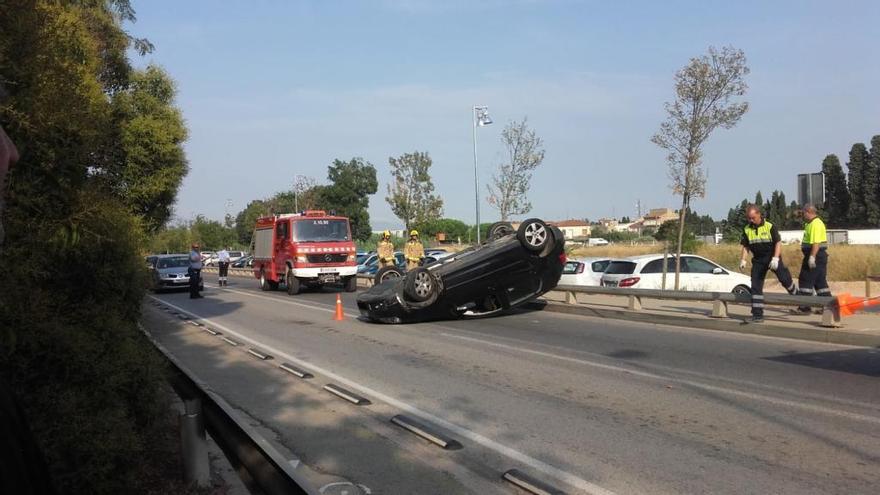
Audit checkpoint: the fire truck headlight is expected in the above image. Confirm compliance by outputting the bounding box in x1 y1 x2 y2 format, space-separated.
347 254 356 262
295 255 307 263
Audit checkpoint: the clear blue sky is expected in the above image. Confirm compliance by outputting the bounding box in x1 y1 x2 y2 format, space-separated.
128 0 880 229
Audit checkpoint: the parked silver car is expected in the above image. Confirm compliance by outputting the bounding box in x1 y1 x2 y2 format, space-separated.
148 254 204 292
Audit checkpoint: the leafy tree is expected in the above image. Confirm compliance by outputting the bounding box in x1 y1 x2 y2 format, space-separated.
315 158 378 242
754 190 763 209
821 154 850 228
416 218 470 241
486 118 545 221
106 65 188 231
847 143 870 227
651 46 750 289
1 2 192 493
620 216 631 223
654 219 699 253
191 215 235 250
385 151 443 231
235 199 268 245
867 135 880 227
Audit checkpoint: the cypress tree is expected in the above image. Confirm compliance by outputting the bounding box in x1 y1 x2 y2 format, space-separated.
821 154 850 228
847 143 870 227
867 136 880 227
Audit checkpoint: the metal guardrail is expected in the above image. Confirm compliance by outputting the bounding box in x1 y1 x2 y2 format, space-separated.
208 269 843 327
552 284 841 327
141 327 317 495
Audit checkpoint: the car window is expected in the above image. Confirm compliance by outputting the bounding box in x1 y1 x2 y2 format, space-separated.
230 251 243 257
563 261 582 274
640 257 679 274
157 257 189 269
356 254 369 264
605 261 636 275
591 260 611 273
683 256 720 274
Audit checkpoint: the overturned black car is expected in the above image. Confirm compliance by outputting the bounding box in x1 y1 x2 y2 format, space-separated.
356 218 566 323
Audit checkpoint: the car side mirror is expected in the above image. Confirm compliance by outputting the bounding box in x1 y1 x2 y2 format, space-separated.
712 267 724 275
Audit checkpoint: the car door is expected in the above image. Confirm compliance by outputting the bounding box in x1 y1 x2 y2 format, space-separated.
681 256 725 291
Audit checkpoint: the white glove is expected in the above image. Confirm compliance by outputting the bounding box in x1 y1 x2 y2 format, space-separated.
808 256 816 269
769 257 779 271
739 259 747 270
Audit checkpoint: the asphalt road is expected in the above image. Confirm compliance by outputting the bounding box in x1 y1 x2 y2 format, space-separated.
144 274 880 495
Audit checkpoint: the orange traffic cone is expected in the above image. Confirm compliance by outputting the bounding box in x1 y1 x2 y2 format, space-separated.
334 293 345 321
836 293 880 317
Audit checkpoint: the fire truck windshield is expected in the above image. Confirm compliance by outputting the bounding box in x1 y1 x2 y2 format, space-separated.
292 219 350 242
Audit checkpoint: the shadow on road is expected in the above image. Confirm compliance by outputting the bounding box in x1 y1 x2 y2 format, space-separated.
764 349 880 378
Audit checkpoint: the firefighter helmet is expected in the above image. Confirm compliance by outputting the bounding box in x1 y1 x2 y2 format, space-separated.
410 230 419 237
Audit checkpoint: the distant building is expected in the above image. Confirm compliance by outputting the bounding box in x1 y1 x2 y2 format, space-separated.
597 218 619 230
640 208 678 228
548 219 592 241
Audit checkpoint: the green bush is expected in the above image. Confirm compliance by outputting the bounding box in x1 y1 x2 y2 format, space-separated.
0 190 173 494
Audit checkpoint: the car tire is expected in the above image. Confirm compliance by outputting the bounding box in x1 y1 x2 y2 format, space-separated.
488 221 515 240
344 275 357 292
404 267 437 302
517 218 551 253
286 268 300 295
732 284 751 295
374 266 404 285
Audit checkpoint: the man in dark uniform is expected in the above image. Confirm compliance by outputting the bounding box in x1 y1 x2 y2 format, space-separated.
188 243 203 299
739 204 797 323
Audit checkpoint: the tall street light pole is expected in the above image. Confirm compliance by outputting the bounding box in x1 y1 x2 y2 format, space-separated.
472 105 492 245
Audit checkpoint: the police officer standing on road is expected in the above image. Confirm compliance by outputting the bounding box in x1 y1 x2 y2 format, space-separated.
740 204 798 323
217 246 230 287
189 243 203 299
404 230 424 270
795 204 831 313
377 230 395 268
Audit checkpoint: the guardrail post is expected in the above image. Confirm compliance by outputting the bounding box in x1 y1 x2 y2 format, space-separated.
628 295 642 311
180 398 210 487
867 271 872 299
711 299 728 318
565 291 577 304
820 304 842 328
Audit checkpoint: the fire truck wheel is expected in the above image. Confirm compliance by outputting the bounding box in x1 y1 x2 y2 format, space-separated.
286 268 300 295
344 276 357 292
259 269 278 291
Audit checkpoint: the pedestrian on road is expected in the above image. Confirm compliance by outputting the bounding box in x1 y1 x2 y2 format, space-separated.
189 243 203 299
377 230 395 268
217 246 230 286
404 230 424 271
740 204 797 323
795 204 831 313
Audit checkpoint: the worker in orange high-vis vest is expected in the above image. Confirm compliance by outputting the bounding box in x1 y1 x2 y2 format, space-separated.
795 204 830 313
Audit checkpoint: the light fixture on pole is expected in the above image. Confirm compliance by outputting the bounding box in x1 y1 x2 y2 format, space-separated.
293 174 306 212
472 105 492 245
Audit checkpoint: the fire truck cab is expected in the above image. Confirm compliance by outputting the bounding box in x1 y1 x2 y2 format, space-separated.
252 211 358 294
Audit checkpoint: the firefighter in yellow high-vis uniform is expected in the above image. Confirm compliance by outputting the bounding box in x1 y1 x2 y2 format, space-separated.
377 230 395 268
404 230 424 270
796 204 831 313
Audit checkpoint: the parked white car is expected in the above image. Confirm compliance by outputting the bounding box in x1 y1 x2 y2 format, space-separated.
588 238 609 246
600 254 751 294
560 258 614 287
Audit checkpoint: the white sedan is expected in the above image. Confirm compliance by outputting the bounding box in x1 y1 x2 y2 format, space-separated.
600 254 751 294
560 258 614 287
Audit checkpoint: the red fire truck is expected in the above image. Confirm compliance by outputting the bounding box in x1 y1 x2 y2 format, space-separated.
252 211 358 294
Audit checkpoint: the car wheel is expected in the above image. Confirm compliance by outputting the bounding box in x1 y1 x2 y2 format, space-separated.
732 284 751 295
286 268 300 295
374 266 403 285
517 218 551 253
404 267 437 302
344 275 357 292
488 221 514 240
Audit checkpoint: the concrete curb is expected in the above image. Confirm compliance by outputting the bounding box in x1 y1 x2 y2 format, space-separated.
529 300 880 347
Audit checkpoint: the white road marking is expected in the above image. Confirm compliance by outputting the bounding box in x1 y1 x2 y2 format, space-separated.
442 332 880 425
148 295 615 495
